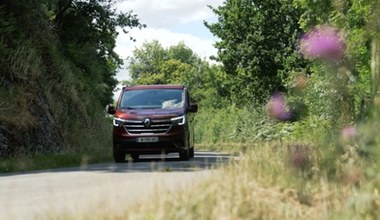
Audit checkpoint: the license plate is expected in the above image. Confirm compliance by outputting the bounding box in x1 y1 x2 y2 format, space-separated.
137 137 159 143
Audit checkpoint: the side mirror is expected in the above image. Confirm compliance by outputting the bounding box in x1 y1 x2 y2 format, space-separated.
107 104 116 115
188 103 198 113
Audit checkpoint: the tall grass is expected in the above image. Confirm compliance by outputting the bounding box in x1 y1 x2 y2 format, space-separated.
193 105 335 153
40 111 379 219
58 141 360 220
194 106 296 146
186 99 380 219
0 6 113 164
0 38 113 155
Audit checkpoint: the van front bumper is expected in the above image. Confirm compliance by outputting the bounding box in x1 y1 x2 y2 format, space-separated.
113 130 187 154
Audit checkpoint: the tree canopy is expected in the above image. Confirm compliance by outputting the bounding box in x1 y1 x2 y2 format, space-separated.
127 41 230 108
205 0 307 105
53 0 146 105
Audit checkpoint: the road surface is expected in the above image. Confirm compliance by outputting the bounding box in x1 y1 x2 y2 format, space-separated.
0 151 230 219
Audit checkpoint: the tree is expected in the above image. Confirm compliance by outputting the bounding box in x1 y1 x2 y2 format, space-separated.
293 0 376 120
0 0 145 156
129 40 167 81
205 0 306 105
128 41 230 108
129 41 199 84
53 0 146 105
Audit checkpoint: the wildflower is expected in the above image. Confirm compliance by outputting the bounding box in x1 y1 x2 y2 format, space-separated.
287 144 310 170
341 126 357 141
299 26 346 61
267 93 291 121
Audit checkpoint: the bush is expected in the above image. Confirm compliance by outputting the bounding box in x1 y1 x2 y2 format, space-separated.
195 105 296 147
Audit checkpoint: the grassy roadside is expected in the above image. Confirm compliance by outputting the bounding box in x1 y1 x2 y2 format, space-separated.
196 142 255 154
55 141 368 220
0 142 229 173
0 115 113 173
0 141 244 173
0 151 112 173
118 143 338 219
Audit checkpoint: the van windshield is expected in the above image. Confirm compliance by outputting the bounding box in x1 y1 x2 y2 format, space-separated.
120 89 185 110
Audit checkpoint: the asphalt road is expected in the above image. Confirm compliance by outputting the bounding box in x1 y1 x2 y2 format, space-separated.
0 151 231 220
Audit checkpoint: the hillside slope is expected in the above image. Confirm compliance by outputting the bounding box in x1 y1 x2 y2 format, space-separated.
0 1 142 158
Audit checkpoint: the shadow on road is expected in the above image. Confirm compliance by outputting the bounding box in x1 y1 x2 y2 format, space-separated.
0 151 233 176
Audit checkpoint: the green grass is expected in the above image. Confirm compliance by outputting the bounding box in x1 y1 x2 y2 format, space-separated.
0 152 111 173
0 12 114 163
196 142 258 154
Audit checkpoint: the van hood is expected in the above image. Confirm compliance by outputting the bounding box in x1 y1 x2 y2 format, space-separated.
115 108 183 119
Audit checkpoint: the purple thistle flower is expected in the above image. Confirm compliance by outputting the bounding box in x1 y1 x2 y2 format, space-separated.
300 26 346 61
267 93 292 121
341 126 357 140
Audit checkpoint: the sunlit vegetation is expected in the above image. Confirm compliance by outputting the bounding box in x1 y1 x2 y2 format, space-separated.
0 0 144 163
113 0 380 219
2 0 380 219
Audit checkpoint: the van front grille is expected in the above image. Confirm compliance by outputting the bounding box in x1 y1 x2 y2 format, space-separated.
124 119 172 134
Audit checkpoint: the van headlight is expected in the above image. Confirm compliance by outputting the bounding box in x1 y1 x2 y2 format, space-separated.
113 117 127 127
171 115 185 125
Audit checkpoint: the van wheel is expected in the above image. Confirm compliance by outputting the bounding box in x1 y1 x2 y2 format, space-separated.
179 149 189 161
113 150 126 163
189 147 194 158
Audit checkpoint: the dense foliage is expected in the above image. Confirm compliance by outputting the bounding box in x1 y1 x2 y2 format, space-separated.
127 41 230 108
0 0 143 157
205 0 308 105
2 0 380 218
128 1 380 217
53 0 145 106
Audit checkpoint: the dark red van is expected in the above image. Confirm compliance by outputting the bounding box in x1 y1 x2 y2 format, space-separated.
107 85 198 162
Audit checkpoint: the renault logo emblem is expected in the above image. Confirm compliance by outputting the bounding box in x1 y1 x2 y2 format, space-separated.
143 118 151 128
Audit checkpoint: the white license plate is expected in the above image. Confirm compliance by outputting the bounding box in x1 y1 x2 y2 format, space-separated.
136 137 159 143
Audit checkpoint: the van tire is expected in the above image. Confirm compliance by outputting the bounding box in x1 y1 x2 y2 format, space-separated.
113 150 126 163
189 147 194 158
179 149 189 161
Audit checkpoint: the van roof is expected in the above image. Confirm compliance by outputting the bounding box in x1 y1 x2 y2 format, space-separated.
123 84 185 90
